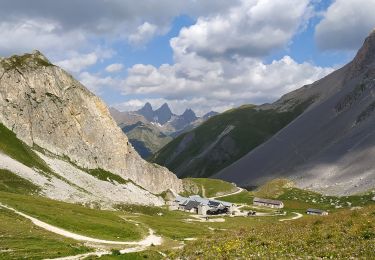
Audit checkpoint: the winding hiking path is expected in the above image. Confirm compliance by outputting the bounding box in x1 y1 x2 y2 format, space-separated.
0 203 162 246
279 212 303 222
210 187 244 200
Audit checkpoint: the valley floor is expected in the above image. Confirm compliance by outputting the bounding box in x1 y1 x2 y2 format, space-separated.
0 181 374 259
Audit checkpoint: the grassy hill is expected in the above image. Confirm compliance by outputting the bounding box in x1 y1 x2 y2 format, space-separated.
176 205 375 259
151 101 312 178
181 178 238 198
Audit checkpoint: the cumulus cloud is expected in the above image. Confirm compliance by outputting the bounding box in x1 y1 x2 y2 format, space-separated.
0 0 238 55
105 63 124 73
119 0 332 114
129 22 159 46
122 56 333 112
0 19 85 56
56 53 98 73
171 0 312 59
315 0 375 50
79 72 120 94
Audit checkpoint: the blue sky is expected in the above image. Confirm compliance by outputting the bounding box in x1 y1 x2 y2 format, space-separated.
0 0 375 115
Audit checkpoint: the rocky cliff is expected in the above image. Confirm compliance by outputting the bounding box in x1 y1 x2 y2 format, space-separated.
0 51 182 195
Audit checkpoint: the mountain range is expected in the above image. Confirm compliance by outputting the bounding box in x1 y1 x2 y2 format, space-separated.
152 29 375 196
110 103 218 158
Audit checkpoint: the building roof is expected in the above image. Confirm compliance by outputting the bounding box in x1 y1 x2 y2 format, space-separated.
307 208 327 214
253 197 283 206
208 201 221 207
184 200 201 210
175 195 189 205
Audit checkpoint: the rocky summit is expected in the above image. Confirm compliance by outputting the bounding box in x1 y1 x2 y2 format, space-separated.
0 51 182 196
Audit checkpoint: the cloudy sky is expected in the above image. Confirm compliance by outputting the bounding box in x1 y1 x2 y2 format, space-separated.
1 0 375 115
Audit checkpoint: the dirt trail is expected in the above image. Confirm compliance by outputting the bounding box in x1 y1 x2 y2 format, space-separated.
279 212 303 222
210 187 244 200
0 202 163 259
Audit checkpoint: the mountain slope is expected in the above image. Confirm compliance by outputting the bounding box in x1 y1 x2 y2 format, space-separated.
121 121 173 158
215 30 375 195
0 51 182 206
110 104 217 158
151 101 312 178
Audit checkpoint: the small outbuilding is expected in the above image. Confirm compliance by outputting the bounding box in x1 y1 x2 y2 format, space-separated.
184 200 201 213
306 208 328 216
253 197 284 209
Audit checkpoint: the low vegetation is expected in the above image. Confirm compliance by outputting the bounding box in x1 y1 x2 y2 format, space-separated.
182 178 238 198
151 100 313 178
88 168 128 184
0 123 52 174
216 190 254 204
96 250 162 259
0 192 146 241
0 207 90 259
176 206 375 259
0 169 40 194
0 52 53 71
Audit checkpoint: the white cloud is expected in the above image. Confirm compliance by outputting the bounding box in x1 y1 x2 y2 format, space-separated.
315 0 375 50
79 72 120 94
119 0 332 114
105 63 124 73
129 22 159 46
122 55 333 113
0 19 85 56
56 53 98 73
171 0 312 59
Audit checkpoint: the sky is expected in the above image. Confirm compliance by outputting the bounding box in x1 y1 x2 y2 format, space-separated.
1 0 375 116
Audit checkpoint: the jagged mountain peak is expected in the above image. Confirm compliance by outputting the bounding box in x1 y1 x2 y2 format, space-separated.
156 103 172 112
182 108 196 116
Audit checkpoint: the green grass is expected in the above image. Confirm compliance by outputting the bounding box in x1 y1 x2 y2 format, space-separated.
216 190 254 204
88 168 128 184
0 192 146 241
0 169 41 194
182 178 237 198
279 188 375 212
0 52 53 71
176 205 375 259
0 207 90 259
94 250 162 259
151 100 313 178
0 123 52 174
253 179 293 198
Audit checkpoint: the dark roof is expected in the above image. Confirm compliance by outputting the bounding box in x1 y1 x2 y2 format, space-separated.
184 201 200 210
307 208 326 214
208 201 221 207
253 197 283 205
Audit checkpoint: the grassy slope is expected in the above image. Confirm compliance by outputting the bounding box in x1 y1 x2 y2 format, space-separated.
0 192 146 241
0 123 52 173
177 205 375 259
0 169 41 194
216 179 375 212
151 101 311 178
181 178 238 198
122 122 172 159
0 207 90 259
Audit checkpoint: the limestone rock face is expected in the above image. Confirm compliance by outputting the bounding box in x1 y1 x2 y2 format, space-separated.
0 51 182 194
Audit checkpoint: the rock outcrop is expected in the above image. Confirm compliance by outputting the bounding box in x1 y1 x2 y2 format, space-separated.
0 51 182 194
